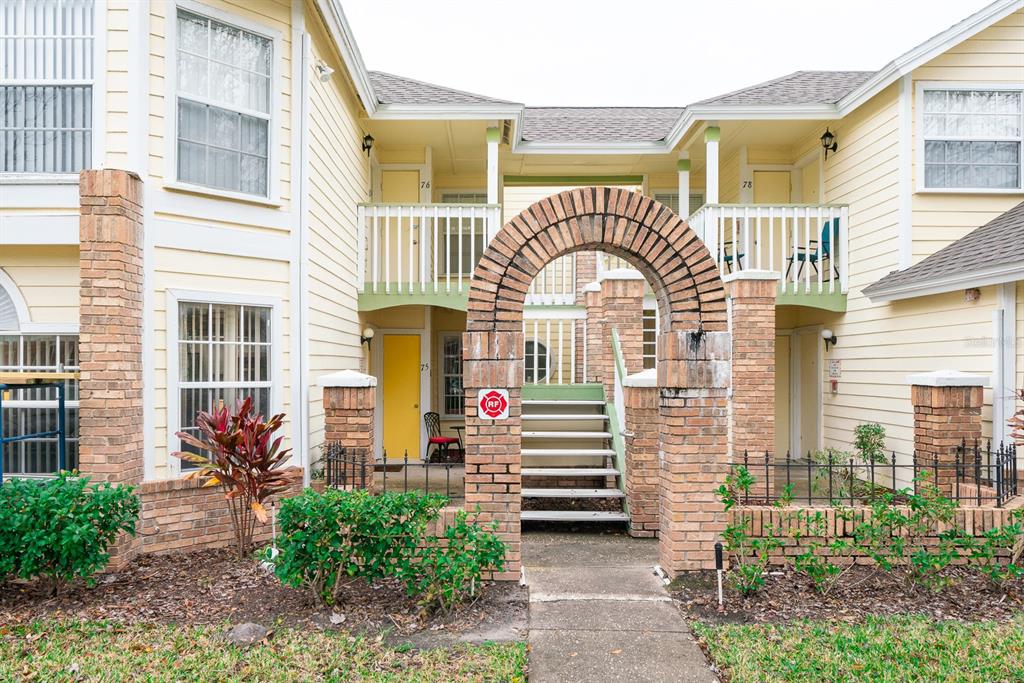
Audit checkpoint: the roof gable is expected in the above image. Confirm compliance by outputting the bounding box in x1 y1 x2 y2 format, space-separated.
864 201 1024 300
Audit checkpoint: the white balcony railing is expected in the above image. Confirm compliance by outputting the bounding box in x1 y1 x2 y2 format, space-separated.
689 204 850 295
526 254 576 306
357 203 501 293
523 313 586 385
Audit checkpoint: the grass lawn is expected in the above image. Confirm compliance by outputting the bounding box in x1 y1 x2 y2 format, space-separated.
0 620 526 682
693 616 1024 683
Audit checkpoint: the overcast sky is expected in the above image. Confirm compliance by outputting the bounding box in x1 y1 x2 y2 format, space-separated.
342 0 997 107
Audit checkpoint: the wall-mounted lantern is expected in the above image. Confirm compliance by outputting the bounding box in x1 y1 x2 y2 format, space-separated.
820 128 838 160
361 134 375 157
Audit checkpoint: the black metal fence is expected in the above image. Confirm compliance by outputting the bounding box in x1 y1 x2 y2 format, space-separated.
739 440 1018 508
322 442 463 500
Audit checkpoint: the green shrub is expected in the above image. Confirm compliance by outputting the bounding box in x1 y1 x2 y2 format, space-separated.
275 489 505 610
407 508 507 611
853 423 888 464
0 474 139 595
718 466 782 595
274 489 446 605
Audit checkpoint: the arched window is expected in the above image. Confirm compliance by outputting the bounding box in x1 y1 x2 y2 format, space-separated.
0 283 18 331
524 340 550 384
0 277 80 477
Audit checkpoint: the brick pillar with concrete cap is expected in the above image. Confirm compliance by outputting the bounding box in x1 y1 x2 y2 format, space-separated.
320 369 378 491
623 368 659 537
658 329 732 575
909 370 987 497
583 282 603 384
725 270 780 499
600 268 646 400
77 169 145 565
462 329 523 581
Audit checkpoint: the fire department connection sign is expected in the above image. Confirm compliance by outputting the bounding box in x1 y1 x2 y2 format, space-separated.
478 389 510 420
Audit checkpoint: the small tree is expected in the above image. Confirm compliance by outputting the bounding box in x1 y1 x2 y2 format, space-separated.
173 397 301 559
853 423 888 464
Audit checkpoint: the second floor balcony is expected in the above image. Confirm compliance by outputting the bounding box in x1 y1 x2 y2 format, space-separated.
357 200 850 312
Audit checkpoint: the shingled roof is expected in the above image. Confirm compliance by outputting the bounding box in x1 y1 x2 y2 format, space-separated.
520 107 686 144
864 202 1024 300
693 70 875 107
369 71 516 106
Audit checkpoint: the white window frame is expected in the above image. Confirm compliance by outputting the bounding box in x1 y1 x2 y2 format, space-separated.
0 0 105 183
165 288 283 478
164 0 282 206
915 81 1024 195
436 331 463 419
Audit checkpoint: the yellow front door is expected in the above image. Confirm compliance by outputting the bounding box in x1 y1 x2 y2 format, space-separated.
382 334 421 460
753 171 791 203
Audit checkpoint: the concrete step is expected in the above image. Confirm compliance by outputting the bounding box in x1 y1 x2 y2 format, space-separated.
521 510 630 522
522 431 612 439
521 448 615 457
522 414 608 422
522 488 625 498
522 467 620 477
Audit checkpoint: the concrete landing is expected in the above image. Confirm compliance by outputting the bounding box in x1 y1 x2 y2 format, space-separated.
523 531 717 683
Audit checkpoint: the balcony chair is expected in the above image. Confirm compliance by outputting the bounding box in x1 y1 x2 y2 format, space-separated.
719 242 745 273
424 412 462 463
785 218 840 282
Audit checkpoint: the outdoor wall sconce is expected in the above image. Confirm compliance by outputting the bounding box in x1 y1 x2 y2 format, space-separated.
361 134 375 156
821 128 838 160
360 327 375 347
315 60 334 82
821 328 838 351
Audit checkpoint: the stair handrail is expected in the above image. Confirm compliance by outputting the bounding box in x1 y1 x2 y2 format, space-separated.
610 329 627 435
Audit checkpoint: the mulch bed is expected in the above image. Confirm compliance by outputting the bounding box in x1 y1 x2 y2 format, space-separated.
0 548 527 641
671 565 1024 625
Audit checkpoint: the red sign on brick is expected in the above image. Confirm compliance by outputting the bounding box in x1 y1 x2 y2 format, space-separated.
478 389 509 420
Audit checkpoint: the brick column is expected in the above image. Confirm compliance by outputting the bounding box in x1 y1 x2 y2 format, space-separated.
658 330 731 576
623 373 659 537
78 169 145 564
725 271 779 499
320 370 377 490
583 283 603 384
600 269 646 399
909 370 986 497
463 330 523 580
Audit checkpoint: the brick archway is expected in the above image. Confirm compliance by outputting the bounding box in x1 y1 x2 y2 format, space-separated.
464 187 731 579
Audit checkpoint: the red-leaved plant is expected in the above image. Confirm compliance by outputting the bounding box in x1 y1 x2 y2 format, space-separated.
172 396 301 558
1011 389 1024 447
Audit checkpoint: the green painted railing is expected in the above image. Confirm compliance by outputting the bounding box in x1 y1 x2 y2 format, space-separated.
609 329 628 495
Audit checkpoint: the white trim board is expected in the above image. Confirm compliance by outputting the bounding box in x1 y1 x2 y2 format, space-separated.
866 262 1024 302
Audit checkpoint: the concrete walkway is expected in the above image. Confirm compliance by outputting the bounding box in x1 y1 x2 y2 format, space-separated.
523 531 718 682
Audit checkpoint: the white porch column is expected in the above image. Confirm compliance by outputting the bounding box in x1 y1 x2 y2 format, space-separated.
487 125 500 205
705 126 720 205
676 155 690 218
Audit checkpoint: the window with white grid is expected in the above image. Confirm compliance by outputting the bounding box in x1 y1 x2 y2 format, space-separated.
0 333 79 476
642 308 657 370
440 333 462 417
0 0 94 174
922 88 1022 190
176 301 272 468
653 192 705 217
175 8 272 196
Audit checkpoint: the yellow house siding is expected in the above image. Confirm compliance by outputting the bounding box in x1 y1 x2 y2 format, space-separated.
0 247 79 325
147 0 294 212
304 7 372 460
909 9 1024 262
150 247 293 477
102 1 131 166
